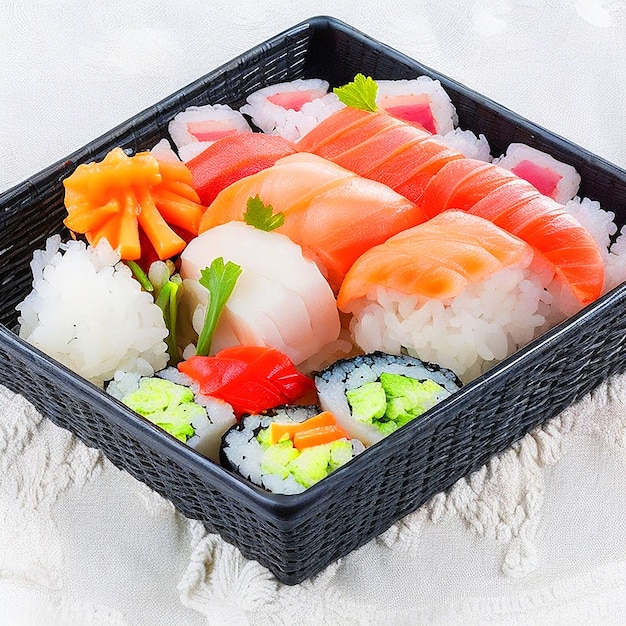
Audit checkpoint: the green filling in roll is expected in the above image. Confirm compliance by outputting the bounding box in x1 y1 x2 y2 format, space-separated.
346 373 445 434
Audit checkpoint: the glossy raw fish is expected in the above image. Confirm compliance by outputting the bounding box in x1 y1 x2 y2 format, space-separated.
198 153 427 291
297 109 604 305
417 159 604 304
337 211 534 310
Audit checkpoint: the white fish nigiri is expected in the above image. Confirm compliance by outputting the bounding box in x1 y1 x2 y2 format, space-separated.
180 222 341 365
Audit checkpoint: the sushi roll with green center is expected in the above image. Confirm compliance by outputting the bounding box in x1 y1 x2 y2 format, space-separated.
220 406 365 494
109 374 236 462
315 352 462 447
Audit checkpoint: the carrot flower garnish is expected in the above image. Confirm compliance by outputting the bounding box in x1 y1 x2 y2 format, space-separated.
63 147 205 261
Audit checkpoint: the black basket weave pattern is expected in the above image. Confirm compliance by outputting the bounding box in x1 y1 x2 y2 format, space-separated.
1 17 625 584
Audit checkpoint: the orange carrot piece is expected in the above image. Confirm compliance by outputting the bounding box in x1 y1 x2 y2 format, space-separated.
87 210 122 251
136 188 187 260
153 189 204 234
64 198 120 233
63 147 205 261
66 149 161 201
162 179 202 203
293 425 349 450
150 157 194 186
269 411 337 445
117 189 141 259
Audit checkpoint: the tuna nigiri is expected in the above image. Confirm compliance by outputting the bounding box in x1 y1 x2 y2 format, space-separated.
198 153 427 291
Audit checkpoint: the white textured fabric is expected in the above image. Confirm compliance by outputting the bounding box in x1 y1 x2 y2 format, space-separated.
1 1 626 624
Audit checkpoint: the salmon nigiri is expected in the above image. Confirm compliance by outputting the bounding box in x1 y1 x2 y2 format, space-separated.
198 153 427 291
297 108 604 306
337 211 534 309
416 158 605 305
337 211 551 381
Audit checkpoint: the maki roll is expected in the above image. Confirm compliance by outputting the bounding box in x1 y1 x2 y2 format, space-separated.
220 406 365 494
493 143 581 204
108 373 236 462
376 76 459 134
315 352 462 447
240 78 344 142
168 103 252 162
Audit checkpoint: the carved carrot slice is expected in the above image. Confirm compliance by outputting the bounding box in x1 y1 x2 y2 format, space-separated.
63 147 205 261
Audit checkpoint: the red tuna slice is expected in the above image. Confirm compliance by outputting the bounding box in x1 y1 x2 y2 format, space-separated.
296 106 373 153
186 133 296 205
511 159 563 198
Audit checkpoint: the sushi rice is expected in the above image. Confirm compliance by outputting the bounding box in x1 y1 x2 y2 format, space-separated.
348 267 551 383
17 236 169 388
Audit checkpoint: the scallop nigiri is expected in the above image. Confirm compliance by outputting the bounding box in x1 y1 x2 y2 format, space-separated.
337 211 551 381
180 222 341 366
198 153 427 291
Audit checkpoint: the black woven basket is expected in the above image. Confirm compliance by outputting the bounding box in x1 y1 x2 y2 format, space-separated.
1 16 625 585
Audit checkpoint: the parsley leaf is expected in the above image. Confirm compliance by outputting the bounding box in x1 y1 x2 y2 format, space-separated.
333 74 379 112
243 195 285 231
195 257 242 357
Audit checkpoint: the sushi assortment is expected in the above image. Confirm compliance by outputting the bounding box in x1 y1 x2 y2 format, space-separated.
14 73 626 493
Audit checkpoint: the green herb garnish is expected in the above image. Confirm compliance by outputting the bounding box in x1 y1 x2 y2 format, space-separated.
155 273 183 365
333 74 379 112
127 260 153 292
243 195 285 231
195 257 242 357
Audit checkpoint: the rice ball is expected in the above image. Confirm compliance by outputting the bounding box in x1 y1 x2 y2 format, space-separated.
17 236 169 388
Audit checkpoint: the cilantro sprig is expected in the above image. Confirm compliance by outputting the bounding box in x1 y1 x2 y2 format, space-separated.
333 74 379 112
195 257 242 357
243 195 285 232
